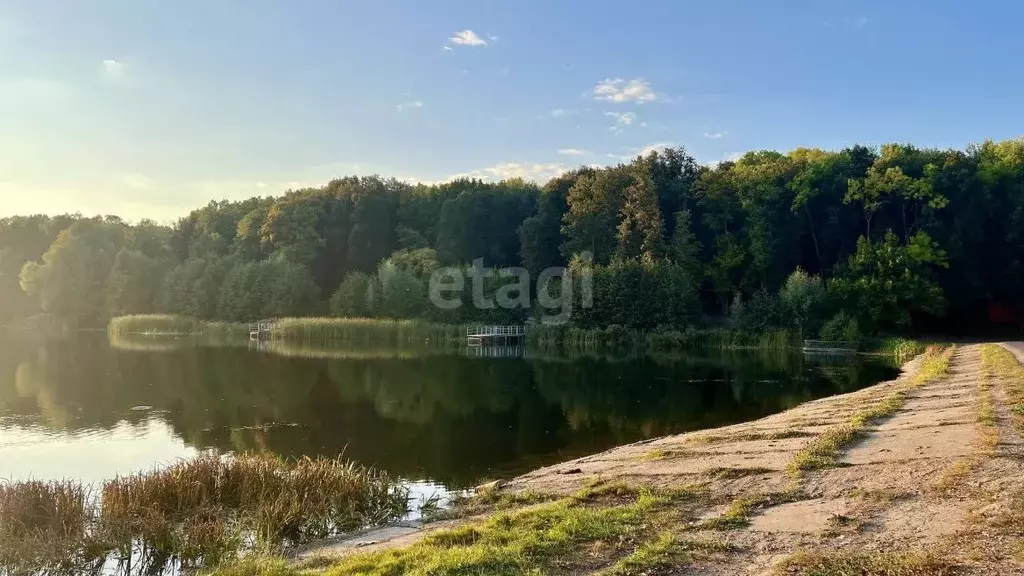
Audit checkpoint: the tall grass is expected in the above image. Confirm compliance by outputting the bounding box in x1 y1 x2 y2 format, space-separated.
0 480 103 575
269 317 465 345
527 325 801 354
0 454 408 575
108 315 248 339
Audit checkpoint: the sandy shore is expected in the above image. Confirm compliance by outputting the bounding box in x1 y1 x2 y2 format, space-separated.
299 343 1024 574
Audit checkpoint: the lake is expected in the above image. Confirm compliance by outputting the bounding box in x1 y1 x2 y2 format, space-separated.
0 333 896 500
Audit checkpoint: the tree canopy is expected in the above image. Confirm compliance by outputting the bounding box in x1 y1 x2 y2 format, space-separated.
3 139 1024 336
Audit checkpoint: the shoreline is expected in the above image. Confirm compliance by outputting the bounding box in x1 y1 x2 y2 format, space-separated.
284 343 1024 575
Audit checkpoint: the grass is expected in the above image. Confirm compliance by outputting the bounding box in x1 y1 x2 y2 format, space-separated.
270 317 465 345
0 454 408 575
697 490 802 530
689 429 813 445
109 314 248 339
789 346 954 476
0 480 102 575
596 532 733 576
862 337 927 361
981 344 1024 432
775 550 956 575
307 488 684 576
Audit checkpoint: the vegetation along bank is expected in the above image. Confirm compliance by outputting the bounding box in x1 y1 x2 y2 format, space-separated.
5 140 1024 343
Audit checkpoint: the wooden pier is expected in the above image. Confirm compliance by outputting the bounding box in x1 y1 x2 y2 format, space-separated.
249 319 276 340
466 325 525 347
802 339 857 355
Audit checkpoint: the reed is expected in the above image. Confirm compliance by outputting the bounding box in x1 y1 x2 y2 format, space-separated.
0 480 103 575
0 454 408 575
527 325 801 354
269 317 465 346
108 314 248 339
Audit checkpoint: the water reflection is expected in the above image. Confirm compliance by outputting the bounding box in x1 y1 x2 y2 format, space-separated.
0 333 897 489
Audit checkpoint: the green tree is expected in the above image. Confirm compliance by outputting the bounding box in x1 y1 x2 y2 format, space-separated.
829 230 948 331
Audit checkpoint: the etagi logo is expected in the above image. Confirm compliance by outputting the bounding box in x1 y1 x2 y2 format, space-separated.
428 252 594 324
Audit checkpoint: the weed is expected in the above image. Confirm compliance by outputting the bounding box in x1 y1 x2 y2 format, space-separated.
774 550 956 575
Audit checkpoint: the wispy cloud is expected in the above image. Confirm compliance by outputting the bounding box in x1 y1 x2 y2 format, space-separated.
854 16 869 27
443 46 453 52
614 142 678 161
396 100 425 112
557 148 590 156
449 162 568 182
449 30 487 47
704 131 728 140
550 108 578 118
605 111 636 126
102 59 125 80
592 78 659 103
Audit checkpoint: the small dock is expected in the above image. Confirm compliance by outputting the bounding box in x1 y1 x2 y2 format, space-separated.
467 325 525 347
802 339 858 355
249 319 276 340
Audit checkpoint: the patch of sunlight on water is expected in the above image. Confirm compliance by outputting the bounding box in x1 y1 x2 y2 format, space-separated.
0 417 197 483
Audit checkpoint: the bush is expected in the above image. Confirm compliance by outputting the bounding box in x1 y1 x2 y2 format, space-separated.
820 311 860 343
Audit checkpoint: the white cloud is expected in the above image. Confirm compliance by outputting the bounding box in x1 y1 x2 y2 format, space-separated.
704 131 728 140
396 100 425 112
550 108 577 118
605 111 636 126
488 34 500 42
443 46 453 52
614 142 678 161
557 148 590 156
102 59 124 80
449 30 487 46
592 78 659 103
448 162 568 183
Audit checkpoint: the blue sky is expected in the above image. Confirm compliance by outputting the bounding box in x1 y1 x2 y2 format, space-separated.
3 0 1023 221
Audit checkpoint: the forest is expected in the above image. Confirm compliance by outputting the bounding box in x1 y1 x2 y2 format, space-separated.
3 139 1024 339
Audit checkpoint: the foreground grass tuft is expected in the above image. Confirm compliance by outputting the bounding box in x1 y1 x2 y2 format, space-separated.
775 550 957 575
264 487 698 576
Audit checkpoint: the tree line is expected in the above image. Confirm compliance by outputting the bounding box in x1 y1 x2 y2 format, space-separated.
3 139 1024 337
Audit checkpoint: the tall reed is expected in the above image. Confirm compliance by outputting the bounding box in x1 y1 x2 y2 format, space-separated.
0 480 104 575
269 317 465 346
108 315 248 340
0 454 408 575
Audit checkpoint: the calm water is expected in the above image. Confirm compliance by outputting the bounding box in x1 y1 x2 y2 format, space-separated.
0 333 896 494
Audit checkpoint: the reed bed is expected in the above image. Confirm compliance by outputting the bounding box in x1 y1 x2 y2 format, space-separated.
0 454 408 576
108 315 248 340
0 480 103 576
526 325 801 354
269 317 465 345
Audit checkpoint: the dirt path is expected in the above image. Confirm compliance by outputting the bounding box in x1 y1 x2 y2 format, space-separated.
299 344 1024 574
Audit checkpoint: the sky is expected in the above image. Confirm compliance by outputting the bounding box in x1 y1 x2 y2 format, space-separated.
3 0 1024 222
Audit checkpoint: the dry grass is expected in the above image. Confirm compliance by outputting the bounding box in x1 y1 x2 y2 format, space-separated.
0 480 104 574
0 454 408 575
774 550 957 575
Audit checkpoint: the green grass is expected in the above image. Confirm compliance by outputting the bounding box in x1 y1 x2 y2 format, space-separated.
862 337 927 361
108 314 248 339
597 532 734 576
774 550 956 575
270 317 465 345
789 346 954 476
982 344 1024 432
311 489 679 576
697 490 802 530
